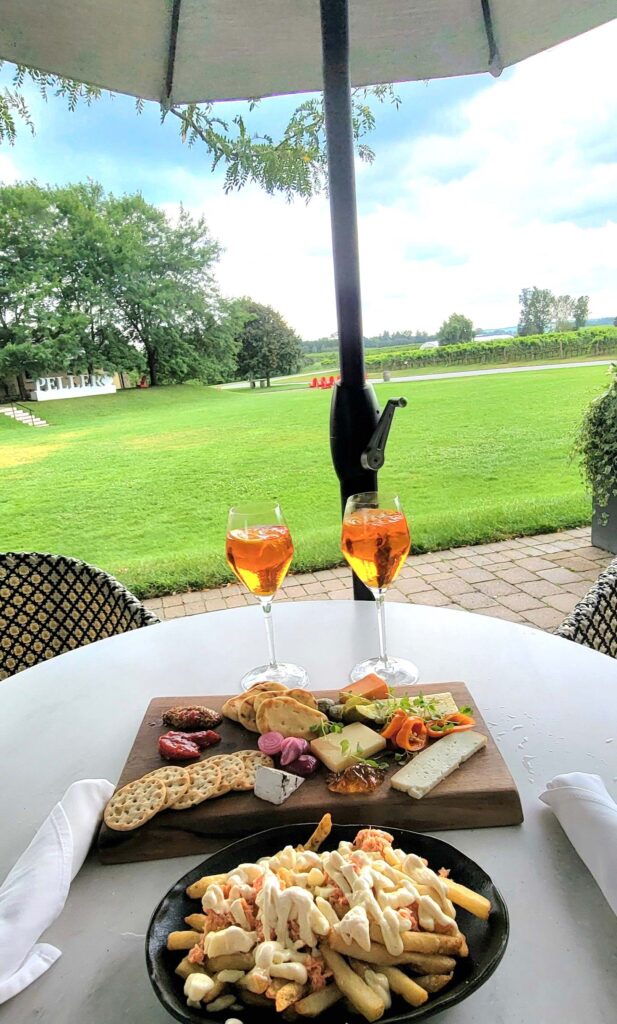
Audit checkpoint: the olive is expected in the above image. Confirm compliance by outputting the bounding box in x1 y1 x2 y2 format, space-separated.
316 697 335 716
327 702 345 722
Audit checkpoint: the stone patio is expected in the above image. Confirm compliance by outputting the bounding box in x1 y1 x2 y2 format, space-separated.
143 527 613 631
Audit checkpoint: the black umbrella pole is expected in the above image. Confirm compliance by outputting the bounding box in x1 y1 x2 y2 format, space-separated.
320 0 379 601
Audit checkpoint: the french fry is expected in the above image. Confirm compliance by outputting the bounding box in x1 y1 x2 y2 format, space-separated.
295 984 343 1017
414 972 454 994
166 929 202 951
205 993 236 1012
238 990 271 1007
380 966 429 1008
237 969 270 995
445 879 491 920
301 814 332 853
327 933 456 973
320 946 384 1023
175 956 208 980
368 921 463 955
207 952 255 973
184 913 207 931
275 982 305 1012
186 873 228 900
201 979 226 1005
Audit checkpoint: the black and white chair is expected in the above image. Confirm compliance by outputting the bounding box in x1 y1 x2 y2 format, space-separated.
554 558 617 658
0 551 159 680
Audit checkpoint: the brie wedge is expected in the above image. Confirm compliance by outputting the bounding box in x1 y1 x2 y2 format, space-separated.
391 731 487 799
254 765 305 804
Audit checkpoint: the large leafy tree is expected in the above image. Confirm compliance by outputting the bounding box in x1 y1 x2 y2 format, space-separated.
234 300 304 384
0 64 399 200
518 287 554 336
437 313 474 346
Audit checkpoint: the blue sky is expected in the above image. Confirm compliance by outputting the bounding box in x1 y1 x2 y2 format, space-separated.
1 21 616 338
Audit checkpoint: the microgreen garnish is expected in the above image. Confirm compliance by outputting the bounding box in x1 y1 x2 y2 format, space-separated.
310 720 343 737
459 705 473 716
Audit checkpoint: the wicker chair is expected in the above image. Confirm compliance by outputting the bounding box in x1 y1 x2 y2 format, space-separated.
0 551 159 681
554 557 617 658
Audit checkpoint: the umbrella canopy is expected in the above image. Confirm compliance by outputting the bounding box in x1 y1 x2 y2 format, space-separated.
0 0 615 105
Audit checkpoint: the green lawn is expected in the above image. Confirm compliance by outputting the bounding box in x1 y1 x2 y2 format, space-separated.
0 365 607 597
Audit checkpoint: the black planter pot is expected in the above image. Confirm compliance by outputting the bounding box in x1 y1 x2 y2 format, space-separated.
591 492 617 554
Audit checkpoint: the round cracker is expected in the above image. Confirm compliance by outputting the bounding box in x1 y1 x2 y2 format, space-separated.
104 776 166 831
286 688 317 710
235 750 274 790
237 692 261 733
212 753 251 794
171 759 222 810
145 765 191 808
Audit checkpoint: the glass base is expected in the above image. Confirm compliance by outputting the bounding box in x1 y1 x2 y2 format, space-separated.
240 662 309 692
349 656 419 688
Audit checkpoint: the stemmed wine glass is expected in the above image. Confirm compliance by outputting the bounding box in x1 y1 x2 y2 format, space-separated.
226 502 309 691
341 492 419 686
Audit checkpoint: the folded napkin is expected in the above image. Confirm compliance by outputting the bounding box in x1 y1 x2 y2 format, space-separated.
0 778 113 1004
540 772 617 916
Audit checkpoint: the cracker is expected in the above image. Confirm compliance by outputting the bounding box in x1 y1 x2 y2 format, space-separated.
171 759 222 810
104 776 166 831
286 689 317 710
221 682 286 723
237 692 261 733
256 695 328 739
234 750 274 790
145 765 191 808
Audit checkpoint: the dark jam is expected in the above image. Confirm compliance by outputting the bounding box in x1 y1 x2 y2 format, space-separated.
326 763 385 794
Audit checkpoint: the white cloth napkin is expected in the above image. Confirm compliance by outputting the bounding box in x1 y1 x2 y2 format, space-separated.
540 772 617 916
0 778 113 1003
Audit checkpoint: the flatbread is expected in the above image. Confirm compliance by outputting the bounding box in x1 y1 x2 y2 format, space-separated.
222 682 288 723
256 696 328 739
144 765 191 808
104 776 166 831
286 689 317 710
237 692 262 733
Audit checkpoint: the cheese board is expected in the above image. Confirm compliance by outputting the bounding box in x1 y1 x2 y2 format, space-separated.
98 683 523 864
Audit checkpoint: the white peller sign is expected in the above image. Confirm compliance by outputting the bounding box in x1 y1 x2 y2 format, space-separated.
30 373 116 401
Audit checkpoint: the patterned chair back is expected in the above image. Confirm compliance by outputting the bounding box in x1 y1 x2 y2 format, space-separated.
0 552 159 680
554 557 617 658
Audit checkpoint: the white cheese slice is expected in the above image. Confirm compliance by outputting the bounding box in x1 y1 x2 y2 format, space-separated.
253 765 305 804
391 731 487 799
408 691 459 719
310 722 387 772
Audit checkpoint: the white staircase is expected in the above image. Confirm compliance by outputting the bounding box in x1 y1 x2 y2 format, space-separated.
0 405 49 427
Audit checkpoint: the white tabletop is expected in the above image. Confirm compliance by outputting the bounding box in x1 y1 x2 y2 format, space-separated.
1 601 616 1023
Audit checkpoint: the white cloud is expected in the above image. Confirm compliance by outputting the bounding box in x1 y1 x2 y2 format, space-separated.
0 152 21 185
164 20 617 337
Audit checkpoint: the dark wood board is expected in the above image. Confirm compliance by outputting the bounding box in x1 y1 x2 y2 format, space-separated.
98 683 523 864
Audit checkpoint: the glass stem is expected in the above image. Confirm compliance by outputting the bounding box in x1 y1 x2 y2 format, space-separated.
374 588 388 665
260 598 278 669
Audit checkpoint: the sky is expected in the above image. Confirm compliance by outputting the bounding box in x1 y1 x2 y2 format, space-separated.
1 20 616 340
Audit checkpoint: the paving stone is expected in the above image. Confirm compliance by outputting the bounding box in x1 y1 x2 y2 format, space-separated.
415 563 442 577
455 591 496 610
562 580 594 598
408 589 451 607
456 567 495 584
517 580 563 598
290 572 317 585
549 555 602 573
225 595 249 608
143 598 163 611
494 567 538 584
315 570 338 581
543 593 579 613
536 567 580 585
574 545 612 561
183 590 211 605
205 598 226 611
220 583 242 597
163 604 186 619
474 579 520 597
329 589 353 600
303 581 326 595
280 585 307 599
396 576 438 595
521 606 565 629
448 557 474 569
326 576 350 592
183 604 206 615
430 577 471 597
474 605 525 623
497 593 544 612
515 556 558 571
161 594 183 608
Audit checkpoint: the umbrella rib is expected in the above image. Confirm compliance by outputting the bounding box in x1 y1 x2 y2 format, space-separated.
164 0 183 105
480 0 503 78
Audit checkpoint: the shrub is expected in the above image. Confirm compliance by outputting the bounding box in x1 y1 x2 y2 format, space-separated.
576 364 617 516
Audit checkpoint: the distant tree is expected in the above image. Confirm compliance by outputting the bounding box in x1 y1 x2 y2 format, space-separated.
235 301 304 384
518 287 554 335
552 294 576 332
437 313 474 346
573 296 590 330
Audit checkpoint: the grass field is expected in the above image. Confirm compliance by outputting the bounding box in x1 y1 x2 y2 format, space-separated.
0 365 607 596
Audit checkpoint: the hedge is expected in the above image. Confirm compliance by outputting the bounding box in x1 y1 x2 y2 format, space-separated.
362 327 617 371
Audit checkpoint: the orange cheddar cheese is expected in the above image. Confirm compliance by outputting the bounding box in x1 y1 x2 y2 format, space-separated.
340 673 389 701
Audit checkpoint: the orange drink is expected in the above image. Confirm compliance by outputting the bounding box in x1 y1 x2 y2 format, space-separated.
341 507 410 590
226 524 293 597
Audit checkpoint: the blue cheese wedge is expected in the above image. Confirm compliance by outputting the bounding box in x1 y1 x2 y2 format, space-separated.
254 765 305 804
391 731 487 799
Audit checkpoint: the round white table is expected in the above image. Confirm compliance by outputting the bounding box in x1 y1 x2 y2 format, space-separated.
1 601 616 1023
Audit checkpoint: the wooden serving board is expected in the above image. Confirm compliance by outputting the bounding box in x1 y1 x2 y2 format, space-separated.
98 684 523 864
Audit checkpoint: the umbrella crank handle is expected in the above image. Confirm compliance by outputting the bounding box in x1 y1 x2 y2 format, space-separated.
360 397 407 471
